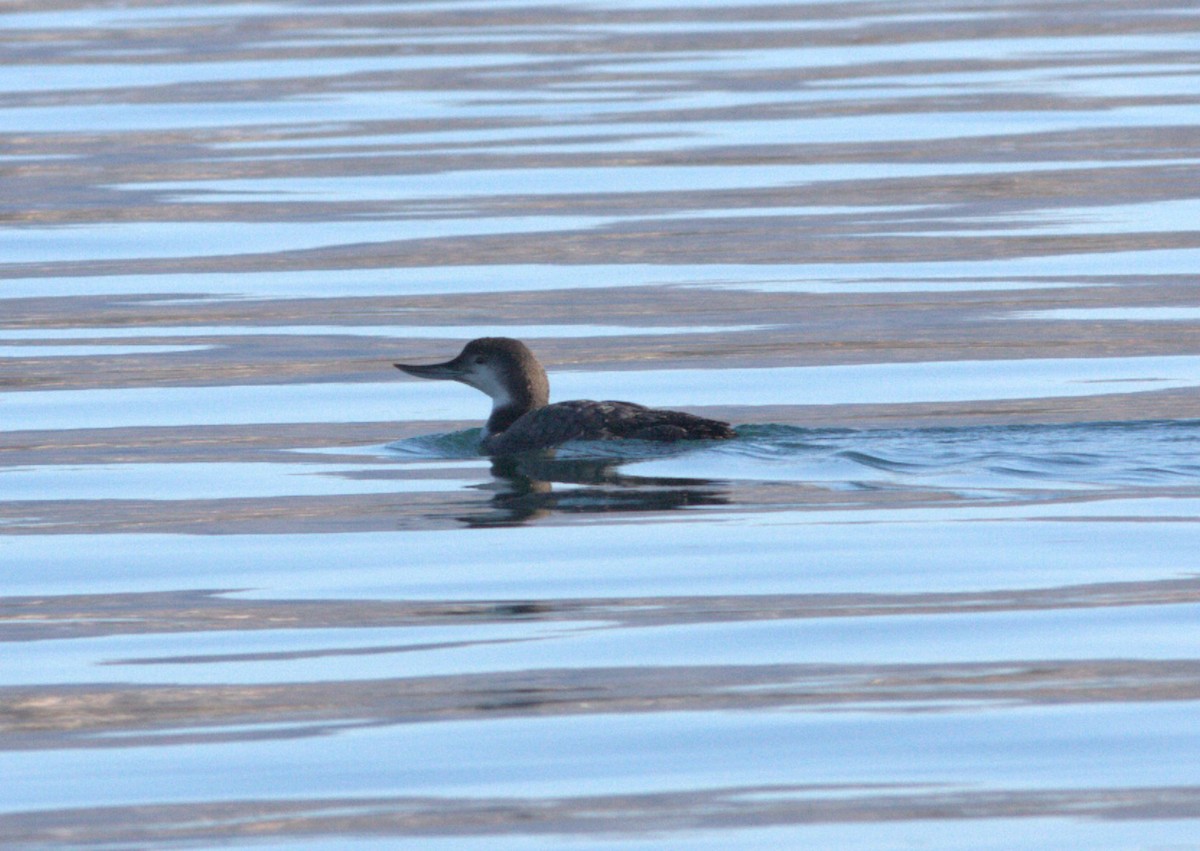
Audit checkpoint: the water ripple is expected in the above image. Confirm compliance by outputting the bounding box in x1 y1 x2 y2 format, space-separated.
389 420 1200 495
648 420 1200 491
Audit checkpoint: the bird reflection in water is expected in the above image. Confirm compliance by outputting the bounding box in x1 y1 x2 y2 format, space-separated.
458 452 730 527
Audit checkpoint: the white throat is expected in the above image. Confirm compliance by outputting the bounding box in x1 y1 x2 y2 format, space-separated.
462 367 517 439
464 366 516 409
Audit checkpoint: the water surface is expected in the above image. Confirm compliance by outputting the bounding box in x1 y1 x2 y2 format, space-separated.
3 0 1200 848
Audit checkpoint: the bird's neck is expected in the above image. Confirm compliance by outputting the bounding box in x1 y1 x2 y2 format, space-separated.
485 401 531 437
481 369 549 438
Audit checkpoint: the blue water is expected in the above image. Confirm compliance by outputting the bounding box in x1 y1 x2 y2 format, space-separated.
3 0 1200 847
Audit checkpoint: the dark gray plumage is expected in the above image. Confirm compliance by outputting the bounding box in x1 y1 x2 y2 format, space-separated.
394 337 736 454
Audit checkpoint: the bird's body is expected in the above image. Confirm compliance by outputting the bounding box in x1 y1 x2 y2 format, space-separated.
481 398 736 454
394 337 736 454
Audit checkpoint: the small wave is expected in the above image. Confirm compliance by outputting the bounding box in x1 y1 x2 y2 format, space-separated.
833 450 930 474
385 429 484 459
700 419 1200 490
720 424 855 458
553 439 704 461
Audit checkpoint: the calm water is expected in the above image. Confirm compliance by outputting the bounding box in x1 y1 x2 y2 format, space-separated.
4 0 1200 847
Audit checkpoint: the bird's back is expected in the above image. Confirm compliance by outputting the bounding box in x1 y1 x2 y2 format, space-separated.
482 399 735 453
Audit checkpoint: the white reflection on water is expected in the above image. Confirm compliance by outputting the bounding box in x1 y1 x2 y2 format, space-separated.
0 217 613 263
557 356 1200 408
0 344 210 357
199 820 1200 851
5 516 1198 599
6 186 1197 265
0 461 478 501
125 160 1188 203
613 33 1200 73
834 63 1200 99
208 112 1200 156
1 597 1197 686
917 197 1200 238
3 702 1200 813
0 258 1122 300
0 55 533 94
4 355 1197 432
0 3 400 30
7 98 1200 135
0 621 598 687
1019 307 1200 322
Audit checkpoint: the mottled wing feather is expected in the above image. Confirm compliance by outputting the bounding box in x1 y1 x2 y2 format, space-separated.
484 400 733 453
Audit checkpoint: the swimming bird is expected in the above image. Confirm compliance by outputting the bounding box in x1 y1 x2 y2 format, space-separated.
394 337 736 454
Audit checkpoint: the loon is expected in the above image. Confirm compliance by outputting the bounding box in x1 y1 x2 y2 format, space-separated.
394 337 736 454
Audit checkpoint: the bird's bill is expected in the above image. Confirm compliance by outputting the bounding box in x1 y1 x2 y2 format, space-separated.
393 358 465 380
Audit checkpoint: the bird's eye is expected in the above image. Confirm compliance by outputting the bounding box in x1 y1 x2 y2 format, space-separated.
474 356 486 365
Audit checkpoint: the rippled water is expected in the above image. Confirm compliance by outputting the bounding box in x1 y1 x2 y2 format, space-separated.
4 0 1200 847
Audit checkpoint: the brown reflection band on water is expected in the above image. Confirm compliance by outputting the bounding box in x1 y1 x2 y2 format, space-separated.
5 659 1200 747
4 481 1200 533
0 478 735 533
6 581 1200 748
2 783 1200 846
7 578 1200 644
